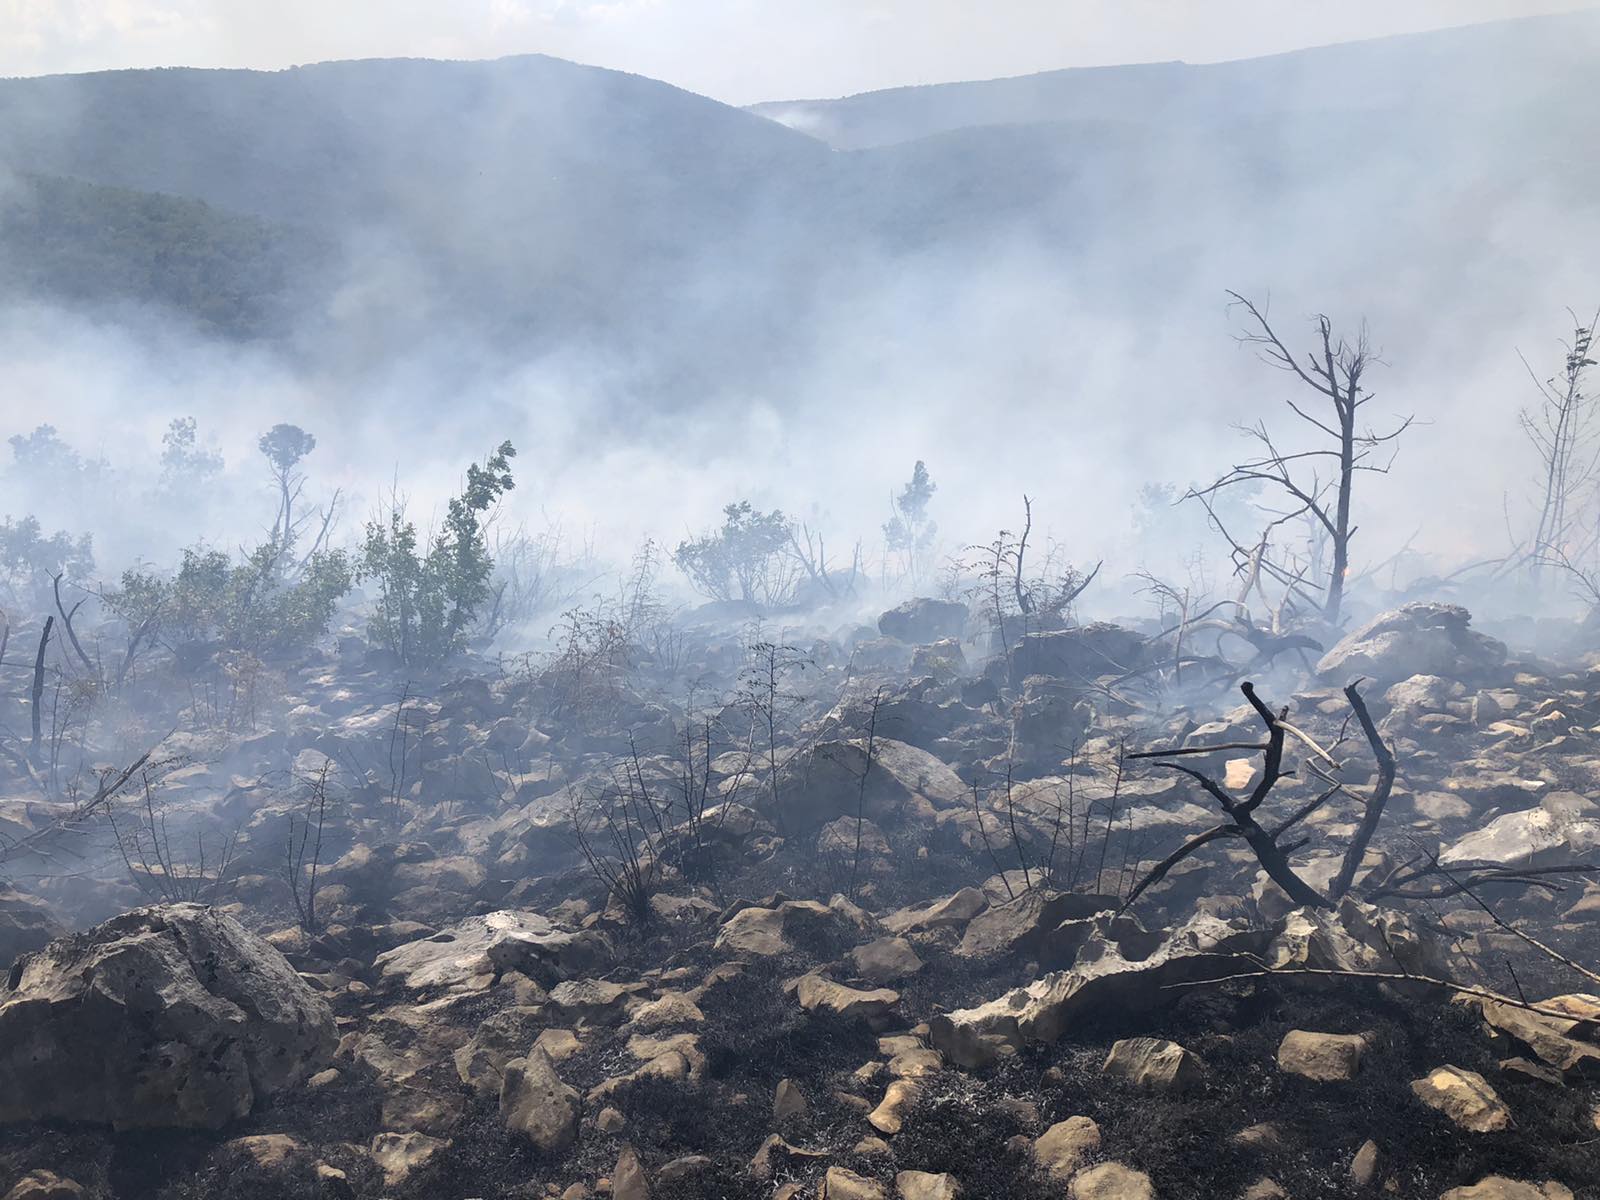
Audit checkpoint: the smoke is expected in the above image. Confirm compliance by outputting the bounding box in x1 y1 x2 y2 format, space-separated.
3 12 1600 627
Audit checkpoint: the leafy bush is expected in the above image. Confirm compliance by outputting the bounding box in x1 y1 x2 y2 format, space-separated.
0 514 94 612
884 459 937 582
358 441 516 665
107 539 351 660
672 500 798 606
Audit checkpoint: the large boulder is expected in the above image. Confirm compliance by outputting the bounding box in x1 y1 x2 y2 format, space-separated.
0 903 336 1130
1008 677 1093 767
1317 603 1505 685
778 737 966 830
1007 624 1145 690
878 598 969 645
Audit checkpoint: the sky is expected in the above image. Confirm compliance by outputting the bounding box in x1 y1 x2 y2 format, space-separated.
1 0 1596 105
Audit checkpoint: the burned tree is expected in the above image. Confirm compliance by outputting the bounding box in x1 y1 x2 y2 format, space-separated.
1122 680 1595 912
258 423 317 548
1190 293 1412 626
1517 309 1599 581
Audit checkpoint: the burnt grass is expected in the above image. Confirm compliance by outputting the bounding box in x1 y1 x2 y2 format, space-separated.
4 938 1599 1200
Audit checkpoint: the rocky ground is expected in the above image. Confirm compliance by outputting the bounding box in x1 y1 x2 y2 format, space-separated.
0 598 1597 1199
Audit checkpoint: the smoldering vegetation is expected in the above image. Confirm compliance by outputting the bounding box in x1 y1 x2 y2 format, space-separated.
0 12 1599 1200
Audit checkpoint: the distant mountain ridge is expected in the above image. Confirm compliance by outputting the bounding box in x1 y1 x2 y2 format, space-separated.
747 9 1600 149
0 13 1596 422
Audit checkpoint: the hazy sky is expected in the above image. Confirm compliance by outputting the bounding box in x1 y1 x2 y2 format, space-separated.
2 0 1596 104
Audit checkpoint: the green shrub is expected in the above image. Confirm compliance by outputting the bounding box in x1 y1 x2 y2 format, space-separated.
358 441 516 665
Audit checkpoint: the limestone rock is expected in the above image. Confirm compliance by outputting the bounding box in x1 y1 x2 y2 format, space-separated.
714 900 844 958
896 1171 961 1200
369 1131 448 1189
879 598 968 644
1440 796 1600 870
613 1145 650 1200
1351 1139 1383 1188
822 1167 888 1200
500 1048 582 1153
374 909 608 992
748 1135 827 1180
1276 1030 1367 1081
1008 625 1145 690
0 903 336 1130
1411 1066 1511 1132
1462 995 1600 1076
781 737 967 830
2 1172 85 1200
867 1079 921 1134
773 1078 808 1122
796 974 899 1025
453 1005 547 1096
930 909 1266 1067
851 937 925 983
1069 1162 1157 1200
1034 1115 1101 1181
1437 1180 1574 1200
1316 603 1504 685
886 888 989 935
1102 1037 1203 1092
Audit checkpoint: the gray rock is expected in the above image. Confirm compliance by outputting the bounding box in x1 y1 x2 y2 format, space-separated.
0 903 336 1130
1317 603 1505 684
1276 1030 1368 1081
850 936 925 983
930 909 1265 1068
375 909 609 992
500 1048 581 1152
1101 1036 1204 1092
1008 625 1145 689
1441 794 1600 869
879 598 969 644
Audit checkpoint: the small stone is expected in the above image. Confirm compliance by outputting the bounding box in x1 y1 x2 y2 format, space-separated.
369 1131 448 1189
1411 1066 1511 1133
1034 1116 1102 1181
596 1106 627 1133
534 1028 583 1060
1276 1030 1367 1082
796 974 900 1025
888 1048 943 1078
821 1166 888 1199
657 1156 710 1185
1231 1123 1283 1151
896 1171 962 1200
747 1135 826 1181
867 1079 920 1134
1351 1139 1382 1188
612 1145 649 1200
223 1134 311 1171
1242 1181 1287 1200
1102 1037 1204 1093
773 1078 808 1123
851 937 925 983
2 1171 86 1200
1438 1180 1575 1200
1069 1162 1156 1200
